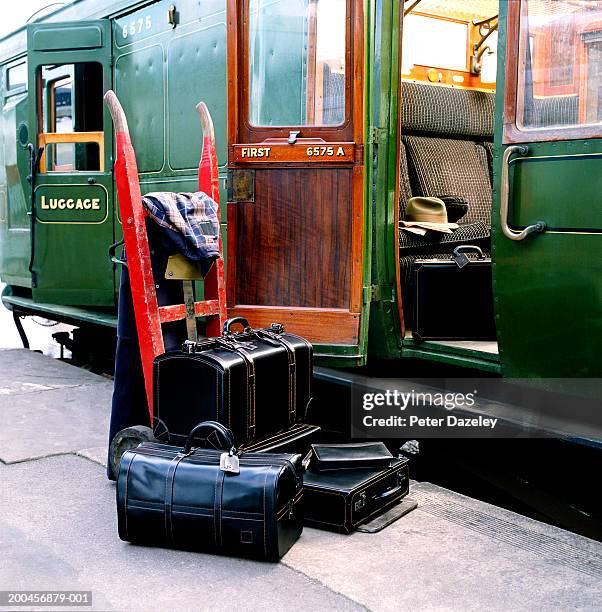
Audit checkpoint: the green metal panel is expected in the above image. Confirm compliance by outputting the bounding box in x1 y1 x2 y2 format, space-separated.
32 24 104 52
367 0 403 361
114 45 165 173
492 3 602 378
27 19 115 307
167 23 227 170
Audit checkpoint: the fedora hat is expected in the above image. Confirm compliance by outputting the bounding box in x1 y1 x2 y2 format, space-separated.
401 196 459 234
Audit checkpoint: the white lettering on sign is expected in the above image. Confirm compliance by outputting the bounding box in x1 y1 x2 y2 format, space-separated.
241 147 271 158
40 196 101 211
122 14 152 39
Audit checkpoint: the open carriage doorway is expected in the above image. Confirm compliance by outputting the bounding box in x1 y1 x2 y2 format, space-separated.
396 0 500 370
226 0 367 365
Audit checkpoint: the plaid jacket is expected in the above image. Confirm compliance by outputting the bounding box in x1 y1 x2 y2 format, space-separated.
142 191 220 262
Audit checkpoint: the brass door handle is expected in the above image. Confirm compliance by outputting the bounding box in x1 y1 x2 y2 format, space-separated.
500 145 546 241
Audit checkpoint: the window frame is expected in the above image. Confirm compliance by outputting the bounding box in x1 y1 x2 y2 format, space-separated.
237 0 355 142
35 63 104 174
504 0 602 144
5 60 28 94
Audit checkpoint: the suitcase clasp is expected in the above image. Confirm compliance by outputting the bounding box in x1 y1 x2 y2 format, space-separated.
354 492 367 512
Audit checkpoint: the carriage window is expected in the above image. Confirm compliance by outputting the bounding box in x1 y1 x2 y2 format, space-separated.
248 0 347 127
402 14 469 72
517 0 602 130
7 62 27 91
38 62 104 172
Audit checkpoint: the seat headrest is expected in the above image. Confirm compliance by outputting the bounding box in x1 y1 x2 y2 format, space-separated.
401 81 494 139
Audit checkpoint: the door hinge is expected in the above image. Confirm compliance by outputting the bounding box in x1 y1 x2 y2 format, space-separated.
369 127 386 145
363 285 381 303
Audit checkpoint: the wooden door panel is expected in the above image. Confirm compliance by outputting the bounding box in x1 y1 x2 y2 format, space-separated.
232 168 352 308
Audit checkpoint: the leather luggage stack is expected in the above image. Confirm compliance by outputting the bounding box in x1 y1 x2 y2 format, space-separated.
153 317 316 451
116 320 412 560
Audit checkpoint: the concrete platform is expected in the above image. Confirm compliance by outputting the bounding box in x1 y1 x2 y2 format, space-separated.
1 348 601 611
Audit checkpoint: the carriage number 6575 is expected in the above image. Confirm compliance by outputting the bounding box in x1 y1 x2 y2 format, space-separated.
307 146 334 157
122 15 152 39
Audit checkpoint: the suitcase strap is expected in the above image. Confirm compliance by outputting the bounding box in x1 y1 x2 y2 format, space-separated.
215 339 256 441
164 452 188 545
256 329 297 425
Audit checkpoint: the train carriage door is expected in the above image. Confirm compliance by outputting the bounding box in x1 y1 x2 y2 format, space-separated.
495 0 602 377
26 20 114 306
227 0 367 363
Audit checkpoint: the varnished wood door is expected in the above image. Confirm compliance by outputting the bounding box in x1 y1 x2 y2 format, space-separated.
227 0 365 354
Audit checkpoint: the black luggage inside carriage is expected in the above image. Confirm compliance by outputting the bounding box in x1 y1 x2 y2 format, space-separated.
301 457 410 533
153 318 313 448
412 246 496 341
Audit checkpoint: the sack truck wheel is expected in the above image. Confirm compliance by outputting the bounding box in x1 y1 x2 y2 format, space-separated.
109 425 156 479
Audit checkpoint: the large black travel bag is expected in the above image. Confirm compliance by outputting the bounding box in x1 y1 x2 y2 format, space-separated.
153 317 313 447
302 457 409 533
116 421 304 561
412 246 496 341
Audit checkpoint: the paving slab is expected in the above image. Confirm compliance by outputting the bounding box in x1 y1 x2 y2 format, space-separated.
0 455 364 612
283 482 602 612
0 349 112 464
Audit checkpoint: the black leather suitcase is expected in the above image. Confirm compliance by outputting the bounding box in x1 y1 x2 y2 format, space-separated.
153 317 313 447
301 457 409 533
412 246 496 341
116 422 304 561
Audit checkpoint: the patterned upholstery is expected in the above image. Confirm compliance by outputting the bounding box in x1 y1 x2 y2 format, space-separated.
482 141 494 184
528 95 579 128
400 81 494 139
398 82 495 327
402 135 492 225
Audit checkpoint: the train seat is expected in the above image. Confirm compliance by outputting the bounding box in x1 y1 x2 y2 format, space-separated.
398 81 495 326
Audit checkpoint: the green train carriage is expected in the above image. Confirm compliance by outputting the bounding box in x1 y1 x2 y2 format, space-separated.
0 0 600 382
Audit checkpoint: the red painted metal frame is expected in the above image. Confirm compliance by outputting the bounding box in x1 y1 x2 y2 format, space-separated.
104 92 227 422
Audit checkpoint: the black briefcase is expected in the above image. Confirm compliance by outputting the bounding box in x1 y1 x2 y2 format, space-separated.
116 421 304 561
153 317 313 447
412 246 496 341
301 457 409 533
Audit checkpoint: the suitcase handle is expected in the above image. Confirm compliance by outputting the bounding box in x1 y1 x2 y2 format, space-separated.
372 482 405 502
223 317 252 335
452 245 486 260
184 421 236 454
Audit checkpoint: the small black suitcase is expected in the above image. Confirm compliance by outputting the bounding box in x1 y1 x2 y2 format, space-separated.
301 457 410 533
412 246 496 341
153 317 313 447
117 421 304 561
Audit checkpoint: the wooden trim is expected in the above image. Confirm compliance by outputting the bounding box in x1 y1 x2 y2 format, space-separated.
228 306 360 344
231 141 355 163
503 0 602 144
349 0 364 316
305 0 319 125
38 131 105 172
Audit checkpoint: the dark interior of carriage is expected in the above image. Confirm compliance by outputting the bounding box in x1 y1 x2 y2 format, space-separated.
396 0 583 357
